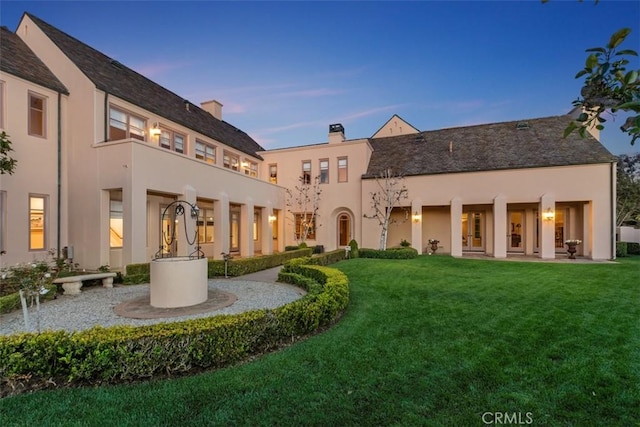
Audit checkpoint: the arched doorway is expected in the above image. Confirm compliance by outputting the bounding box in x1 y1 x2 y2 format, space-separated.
338 213 352 247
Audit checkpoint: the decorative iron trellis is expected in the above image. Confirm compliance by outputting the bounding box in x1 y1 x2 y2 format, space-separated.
154 200 204 260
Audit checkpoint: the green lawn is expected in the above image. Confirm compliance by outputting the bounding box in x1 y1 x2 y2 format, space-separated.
2 256 638 426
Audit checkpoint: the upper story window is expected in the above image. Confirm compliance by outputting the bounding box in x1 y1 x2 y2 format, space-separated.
338 157 348 183
159 128 185 153
223 151 239 171
109 106 145 141
319 159 329 184
195 140 216 164
244 159 258 177
302 160 311 184
28 92 46 137
269 164 278 184
0 81 5 129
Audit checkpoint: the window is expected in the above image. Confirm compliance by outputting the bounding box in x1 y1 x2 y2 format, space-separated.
29 195 47 251
338 157 348 183
319 159 329 184
0 81 5 129
0 191 6 253
243 160 258 177
294 213 316 240
269 164 278 184
197 207 215 243
195 140 216 164
223 151 240 171
302 160 311 184
109 198 123 248
109 106 145 141
28 92 46 137
159 128 186 153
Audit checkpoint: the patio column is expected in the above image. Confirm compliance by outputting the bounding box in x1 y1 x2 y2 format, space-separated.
540 193 556 259
123 183 147 265
493 194 507 258
450 197 462 257
262 203 274 255
214 192 229 258
177 185 198 257
241 197 254 257
411 198 423 254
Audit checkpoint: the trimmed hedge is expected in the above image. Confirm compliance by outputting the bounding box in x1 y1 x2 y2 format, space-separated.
616 241 628 257
0 285 58 315
358 247 419 259
627 242 640 255
0 259 348 391
124 248 313 284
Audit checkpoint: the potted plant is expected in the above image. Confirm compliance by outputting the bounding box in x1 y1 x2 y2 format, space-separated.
565 239 582 259
428 239 440 254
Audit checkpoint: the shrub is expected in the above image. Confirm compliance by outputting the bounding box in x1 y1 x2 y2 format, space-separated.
207 248 312 278
348 239 359 258
626 242 640 255
400 239 411 247
616 241 628 257
123 249 314 283
358 247 418 259
0 260 349 392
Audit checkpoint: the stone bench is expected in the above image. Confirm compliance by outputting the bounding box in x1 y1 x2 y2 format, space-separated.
53 272 117 295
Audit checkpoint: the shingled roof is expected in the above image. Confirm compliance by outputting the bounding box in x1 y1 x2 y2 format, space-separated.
0 26 68 94
363 115 616 178
23 13 263 159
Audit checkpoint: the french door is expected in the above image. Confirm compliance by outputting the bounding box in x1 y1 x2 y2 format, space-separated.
462 212 484 251
508 211 524 252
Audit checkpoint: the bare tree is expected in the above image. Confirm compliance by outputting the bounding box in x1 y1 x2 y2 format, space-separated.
363 168 409 250
286 175 322 244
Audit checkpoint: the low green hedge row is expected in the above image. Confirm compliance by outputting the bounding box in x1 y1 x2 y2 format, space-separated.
0 262 349 389
124 248 313 284
627 242 640 255
358 247 419 259
617 242 628 257
0 285 57 315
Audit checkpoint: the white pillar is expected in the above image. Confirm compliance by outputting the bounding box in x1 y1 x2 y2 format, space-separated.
262 203 273 255
178 185 197 257
215 192 229 258
493 194 507 259
411 198 423 254
450 197 462 257
540 193 556 259
123 183 147 265
241 198 254 257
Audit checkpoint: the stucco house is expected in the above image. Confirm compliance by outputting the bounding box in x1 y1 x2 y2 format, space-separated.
0 13 617 273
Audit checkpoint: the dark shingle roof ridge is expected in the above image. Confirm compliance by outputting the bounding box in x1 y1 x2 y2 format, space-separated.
24 13 191 104
24 12 265 159
363 114 615 178
0 25 68 94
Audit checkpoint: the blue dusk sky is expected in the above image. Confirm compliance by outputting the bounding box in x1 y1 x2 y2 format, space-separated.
2 1 639 155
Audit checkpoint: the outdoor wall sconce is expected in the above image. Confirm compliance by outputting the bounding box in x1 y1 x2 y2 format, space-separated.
412 211 422 223
149 123 161 137
543 208 555 221
268 215 277 223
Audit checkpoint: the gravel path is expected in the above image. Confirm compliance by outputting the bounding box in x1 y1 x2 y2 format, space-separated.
0 279 305 336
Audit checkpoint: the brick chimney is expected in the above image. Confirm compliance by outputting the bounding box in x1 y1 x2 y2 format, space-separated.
328 123 345 144
201 99 223 120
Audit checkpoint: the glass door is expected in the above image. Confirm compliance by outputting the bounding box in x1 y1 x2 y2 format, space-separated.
230 207 240 252
462 212 484 251
508 211 524 252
